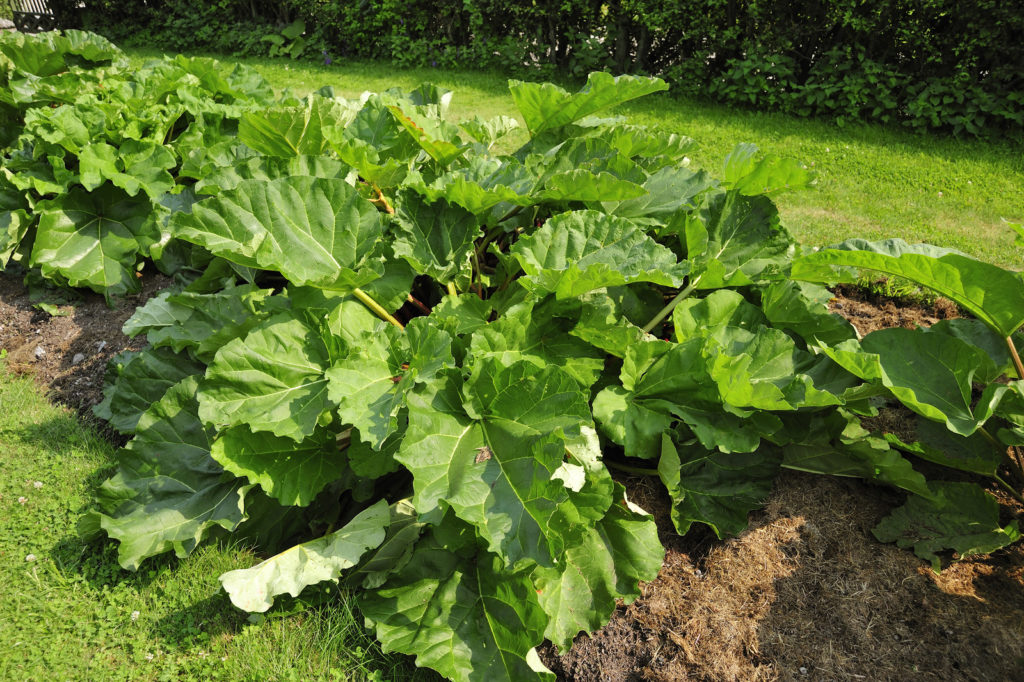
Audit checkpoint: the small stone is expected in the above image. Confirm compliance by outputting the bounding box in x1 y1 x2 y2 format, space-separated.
72 353 86 364
33 346 45 360
799 666 808 675
96 340 107 352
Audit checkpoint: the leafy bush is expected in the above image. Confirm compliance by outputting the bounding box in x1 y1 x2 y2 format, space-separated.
4 31 1024 682
79 0 1024 137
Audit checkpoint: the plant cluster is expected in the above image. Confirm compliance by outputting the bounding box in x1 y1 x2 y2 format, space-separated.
3 31 1024 682
72 0 1024 138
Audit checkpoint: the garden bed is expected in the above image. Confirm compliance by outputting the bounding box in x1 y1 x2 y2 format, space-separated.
3 271 1021 681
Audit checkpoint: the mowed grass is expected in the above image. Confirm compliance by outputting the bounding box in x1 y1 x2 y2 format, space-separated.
0 363 425 681
126 48 1024 267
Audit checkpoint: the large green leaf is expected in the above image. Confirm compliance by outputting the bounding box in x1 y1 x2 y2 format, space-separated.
211 425 347 506
388 104 468 166
31 184 155 296
78 140 176 198
759 280 856 347
391 191 480 282
779 411 933 498
196 154 350 196
672 289 765 341
172 177 384 290
510 72 667 135
83 376 251 570
686 190 794 288
467 296 605 389
534 484 662 650
884 416 1005 479
360 536 553 682
819 328 1006 436
792 239 1024 337
198 312 332 442
511 210 689 299
722 143 814 196
658 433 780 537
326 317 454 448
605 166 715 220
873 482 1021 572
706 325 844 411
238 97 337 157
122 284 283 362
397 363 595 568
220 500 389 612
0 208 30 268
95 347 205 434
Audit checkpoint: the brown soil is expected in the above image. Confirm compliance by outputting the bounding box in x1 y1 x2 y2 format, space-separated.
0 270 171 423
828 284 960 336
2 273 1022 681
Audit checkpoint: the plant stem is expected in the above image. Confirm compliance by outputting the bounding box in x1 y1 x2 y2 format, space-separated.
642 275 702 333
353 287 404 329
994 474 1024 504
446 281 458 297
980 426 1024 490
406 294 431 314
605 460 659 477
1006 335 1024 380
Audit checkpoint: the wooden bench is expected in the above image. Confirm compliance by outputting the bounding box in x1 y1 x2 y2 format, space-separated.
13 0 57 32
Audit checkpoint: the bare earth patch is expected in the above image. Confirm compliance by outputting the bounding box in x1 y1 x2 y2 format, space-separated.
2 272 1022 681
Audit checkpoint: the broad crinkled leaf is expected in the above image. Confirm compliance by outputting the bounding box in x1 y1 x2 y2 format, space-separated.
819 328 1006 436
219 500 390 612
327 317 454 448
706 325 844 411
95 347 205 434
605 166 715 220
779 411 933 498
511 210 689 299
884 416 1005 479
78 140 176 198
467 296 605 388
196 154 350 196
238 97 337 157
198 312 332 441
397 362 595 567
391 191 480 281
31 184 155 296
534 485 662 650
211 424 347 506
388 105 467 166
672 290 765 342
791 239 1024 337
510 72 667 135
722 143 814 195
360 535 553 682
760 280 856 346
122 284 282 362
84 376 250 570
686 190 794 288
0 208 30 268
658 433 780 537
172 177 384 290
873 482 1021 572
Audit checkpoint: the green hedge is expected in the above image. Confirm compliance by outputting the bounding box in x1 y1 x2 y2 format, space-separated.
75 0 1024 137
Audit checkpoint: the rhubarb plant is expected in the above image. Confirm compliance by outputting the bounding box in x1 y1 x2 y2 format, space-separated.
4 32 1021 682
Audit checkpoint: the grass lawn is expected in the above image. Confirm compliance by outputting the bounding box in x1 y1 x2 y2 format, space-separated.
0 363 422 681
125 49 1024 268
